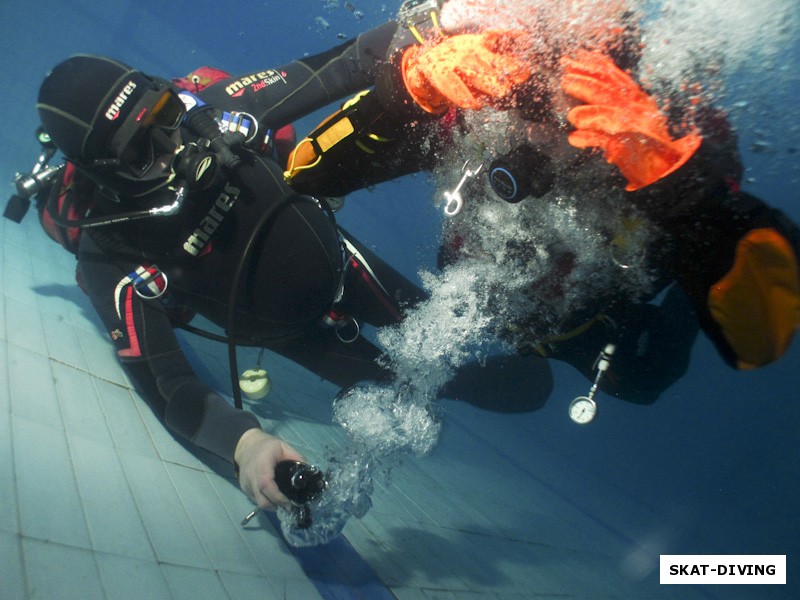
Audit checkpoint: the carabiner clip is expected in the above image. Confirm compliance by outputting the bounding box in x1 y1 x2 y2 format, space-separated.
442 160 483 217
443 189 463 217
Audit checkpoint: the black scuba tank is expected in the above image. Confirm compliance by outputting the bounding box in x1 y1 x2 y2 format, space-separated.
488 145 555 203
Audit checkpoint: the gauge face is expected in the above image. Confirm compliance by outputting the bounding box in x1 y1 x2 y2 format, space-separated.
569 396 597 424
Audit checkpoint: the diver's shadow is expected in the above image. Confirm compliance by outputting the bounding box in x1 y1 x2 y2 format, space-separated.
259 516 552 590
32 283 109 335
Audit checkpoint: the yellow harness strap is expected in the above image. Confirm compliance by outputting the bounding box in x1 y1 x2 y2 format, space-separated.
708 227 800 369
532 313 610 357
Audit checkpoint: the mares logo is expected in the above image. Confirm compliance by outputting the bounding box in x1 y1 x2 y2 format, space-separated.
225 70 287 97
105 81 138 121
183 183 240 256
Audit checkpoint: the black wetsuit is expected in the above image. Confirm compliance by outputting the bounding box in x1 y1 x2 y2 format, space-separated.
75 22 426 464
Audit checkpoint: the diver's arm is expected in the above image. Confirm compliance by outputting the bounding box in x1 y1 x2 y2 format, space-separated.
199 21 399 128
76 232 261 463
77 233 304 508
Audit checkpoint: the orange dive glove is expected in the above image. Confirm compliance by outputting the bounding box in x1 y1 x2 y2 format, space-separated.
401 31 532 114
560 50 702 191
708 228 800 369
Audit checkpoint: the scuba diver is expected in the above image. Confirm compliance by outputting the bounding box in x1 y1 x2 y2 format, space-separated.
508 43 800 406
284 2 800 409
6 6 534 516
8 0 799 519
462 28 800 407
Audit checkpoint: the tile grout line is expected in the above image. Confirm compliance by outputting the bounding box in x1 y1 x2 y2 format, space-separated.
6 333 133 391
91 375 177 599
51 353 113 600
199 468 278 581
4 219 30 599
161 461 235 600
5 335 31 599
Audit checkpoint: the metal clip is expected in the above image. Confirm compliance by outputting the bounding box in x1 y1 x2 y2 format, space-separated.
442 160 483 217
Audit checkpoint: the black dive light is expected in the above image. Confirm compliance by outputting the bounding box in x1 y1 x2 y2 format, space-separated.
488 145 555 203
242 460 329 529
275 460 328 530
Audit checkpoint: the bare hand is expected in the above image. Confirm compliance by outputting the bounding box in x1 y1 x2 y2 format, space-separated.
234 428 306 511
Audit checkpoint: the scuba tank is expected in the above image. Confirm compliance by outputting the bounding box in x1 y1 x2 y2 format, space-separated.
440 144 556 217
488 145 555 203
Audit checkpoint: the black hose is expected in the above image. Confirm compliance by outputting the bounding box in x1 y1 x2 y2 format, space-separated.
224 190 296 409
185 107 243 170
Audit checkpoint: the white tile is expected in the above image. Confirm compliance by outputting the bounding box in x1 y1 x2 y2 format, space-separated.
161 563 230 600
451 592 503 600
118 451 213 569
22 537 105 600
202 467 304 580
94 378 158 460
0 338 9 413
29 243 76 282
343 513 416 587
205 469 253 518
8 344 61 428
1 225 33 272
76 327 129 386
459 533 550 596
3 261 38 306
0 286 6 341
41 313 91 372
218 570 284 600
420 590 459 600
165 462 262 575
95 552 172 600
34 276 85 322
402 457 496 529
4 297 47 356
143 433 199 473
13 415 92 549
372 516 468 592
370 465 447 527
240 524 309 584
282 577 326 600
53 361 114 447
137 400 207 471
0 530 26 599
0 397 18 533
390 588 431 600
204 473 318 585
69 297 107 337
69 436 155 560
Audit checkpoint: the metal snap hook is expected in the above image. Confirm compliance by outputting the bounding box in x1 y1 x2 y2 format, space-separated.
442 160 483 217
443 189 463 216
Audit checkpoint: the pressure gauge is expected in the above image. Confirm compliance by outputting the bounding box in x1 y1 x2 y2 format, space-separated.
569 395 597 424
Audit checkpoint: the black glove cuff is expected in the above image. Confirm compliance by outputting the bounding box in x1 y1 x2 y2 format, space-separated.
373 50 435 121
